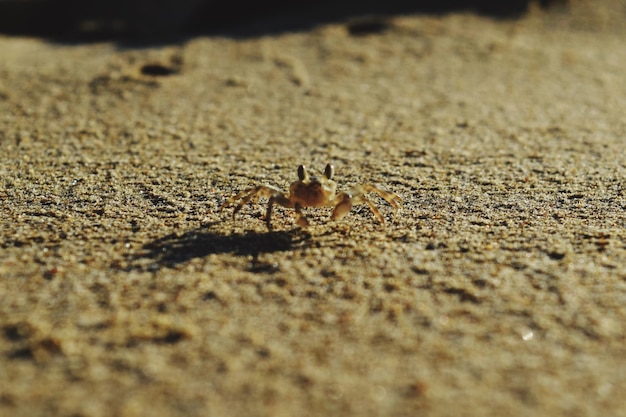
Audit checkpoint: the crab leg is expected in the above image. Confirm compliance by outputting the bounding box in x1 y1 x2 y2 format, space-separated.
331 184 402 224
333 192 386 224
359 195 386 224
359 184 402 214
220 185 283 218
266 193 294 230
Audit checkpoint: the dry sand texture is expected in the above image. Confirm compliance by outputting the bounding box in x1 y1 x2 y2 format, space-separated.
1 2 625 416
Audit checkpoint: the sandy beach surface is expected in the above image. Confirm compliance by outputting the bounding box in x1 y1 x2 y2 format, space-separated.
1 2 625 416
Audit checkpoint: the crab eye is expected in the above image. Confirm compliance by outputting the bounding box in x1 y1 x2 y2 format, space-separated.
297 165 307 181
324 164 334 179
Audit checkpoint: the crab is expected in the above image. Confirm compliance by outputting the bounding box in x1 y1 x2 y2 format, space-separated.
220 164 402 230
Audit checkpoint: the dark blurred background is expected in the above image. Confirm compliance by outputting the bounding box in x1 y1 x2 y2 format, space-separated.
0 0 565 39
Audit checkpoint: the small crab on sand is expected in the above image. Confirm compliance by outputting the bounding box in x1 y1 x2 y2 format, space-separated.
220 164 402 230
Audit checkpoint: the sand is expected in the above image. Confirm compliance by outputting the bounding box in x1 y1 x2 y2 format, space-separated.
1 2 625 416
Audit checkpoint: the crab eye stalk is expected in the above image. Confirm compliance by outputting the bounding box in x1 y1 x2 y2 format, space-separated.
324 164 334 179
297 165 307 181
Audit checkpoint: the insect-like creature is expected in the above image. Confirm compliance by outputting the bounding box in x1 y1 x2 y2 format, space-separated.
220 164 402 230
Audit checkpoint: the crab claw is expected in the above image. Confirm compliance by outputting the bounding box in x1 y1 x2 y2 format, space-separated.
331 193 353 221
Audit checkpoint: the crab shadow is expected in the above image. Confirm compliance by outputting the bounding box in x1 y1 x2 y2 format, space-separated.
128 224 309 270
